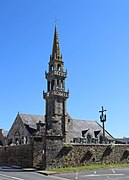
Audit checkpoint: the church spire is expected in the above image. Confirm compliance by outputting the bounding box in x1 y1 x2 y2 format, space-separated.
43 26 69 137
51 26 61 60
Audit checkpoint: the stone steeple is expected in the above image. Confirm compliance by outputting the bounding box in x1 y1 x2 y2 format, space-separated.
51 26 61 60
43 26 69 137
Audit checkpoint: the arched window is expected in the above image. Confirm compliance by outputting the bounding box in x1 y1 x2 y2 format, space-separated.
61 80 63 89
57 64 61 71
57 79 60 87
48 81 50 91
51 80 54 90
51 65 54 71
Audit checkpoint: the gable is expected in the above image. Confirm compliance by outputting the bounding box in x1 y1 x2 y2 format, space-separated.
8 115 30 138
8 113 45 138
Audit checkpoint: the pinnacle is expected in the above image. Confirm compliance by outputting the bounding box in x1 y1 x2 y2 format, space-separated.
51 26 61 60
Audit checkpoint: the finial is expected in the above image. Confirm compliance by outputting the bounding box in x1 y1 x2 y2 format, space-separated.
55 18 57 26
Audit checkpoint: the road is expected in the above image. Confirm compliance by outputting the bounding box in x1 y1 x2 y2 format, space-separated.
1 166 129 180
0 166 64 180
55 167 129 179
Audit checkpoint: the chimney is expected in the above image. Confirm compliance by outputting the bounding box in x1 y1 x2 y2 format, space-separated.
36 121 45 132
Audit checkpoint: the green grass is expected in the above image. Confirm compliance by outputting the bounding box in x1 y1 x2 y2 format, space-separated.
47 163 129 173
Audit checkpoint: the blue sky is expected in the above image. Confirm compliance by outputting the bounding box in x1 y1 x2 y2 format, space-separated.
0 0 129 138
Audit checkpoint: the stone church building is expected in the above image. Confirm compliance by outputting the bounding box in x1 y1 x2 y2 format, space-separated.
7 26 114 147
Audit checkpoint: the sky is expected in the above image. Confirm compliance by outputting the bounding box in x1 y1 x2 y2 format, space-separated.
0 0 129 138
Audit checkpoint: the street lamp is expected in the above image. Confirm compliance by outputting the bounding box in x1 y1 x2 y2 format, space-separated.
99 106 107 144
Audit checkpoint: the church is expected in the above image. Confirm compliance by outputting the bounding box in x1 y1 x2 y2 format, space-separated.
7 26 114 146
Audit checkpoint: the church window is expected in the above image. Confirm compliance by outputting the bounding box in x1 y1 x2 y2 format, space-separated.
51 65 54 71
26 136 28 144
51 80 54 90
48 81 50 91
61 80 63 89
14 130 20 136
57 64 61 71
0 140 3 146
57 79 60 87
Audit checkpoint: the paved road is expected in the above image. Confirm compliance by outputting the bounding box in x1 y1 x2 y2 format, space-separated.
1 166 129 180
55 167 129 179
0 166 65 180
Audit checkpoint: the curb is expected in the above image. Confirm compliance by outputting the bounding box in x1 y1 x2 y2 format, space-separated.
22 168 37 172
37 170 58 176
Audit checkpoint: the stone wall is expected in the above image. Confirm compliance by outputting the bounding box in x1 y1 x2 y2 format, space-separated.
0 144 33 167
0 142 129 169
0 137 46 169
32 137 46 169
47 144 129 169
45 136 64 169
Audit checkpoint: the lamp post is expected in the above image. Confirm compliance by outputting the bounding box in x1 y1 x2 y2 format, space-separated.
99 106 107 144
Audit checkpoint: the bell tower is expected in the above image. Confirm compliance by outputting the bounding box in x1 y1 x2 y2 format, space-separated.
43 26 69 137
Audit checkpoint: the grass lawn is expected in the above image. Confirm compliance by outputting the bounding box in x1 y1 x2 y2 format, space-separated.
47 163 129 173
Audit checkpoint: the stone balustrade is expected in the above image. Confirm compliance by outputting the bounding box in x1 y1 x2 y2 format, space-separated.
45 70 67 78
43 90 69 99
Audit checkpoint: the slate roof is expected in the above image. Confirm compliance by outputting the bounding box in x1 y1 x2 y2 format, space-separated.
72 119 114 140
19 114 45 130
115 138 129 144
18 114 114 140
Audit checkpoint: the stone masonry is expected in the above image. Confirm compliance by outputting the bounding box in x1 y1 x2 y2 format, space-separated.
0 142 129 169
45 144 129 169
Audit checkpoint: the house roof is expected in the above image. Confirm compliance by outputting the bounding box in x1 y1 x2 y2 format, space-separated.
19 114 45 130
115 138 129 144
72 119 114 140
18 113 114 140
